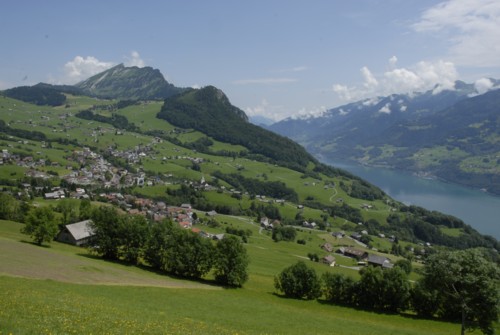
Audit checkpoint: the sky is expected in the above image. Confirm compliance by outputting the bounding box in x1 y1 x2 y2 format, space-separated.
1 0 500 122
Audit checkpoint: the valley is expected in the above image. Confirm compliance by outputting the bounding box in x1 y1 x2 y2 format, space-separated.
0 66 498 334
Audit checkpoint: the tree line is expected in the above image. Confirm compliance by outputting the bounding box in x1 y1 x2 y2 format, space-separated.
90 206 249 287
275 249 499 335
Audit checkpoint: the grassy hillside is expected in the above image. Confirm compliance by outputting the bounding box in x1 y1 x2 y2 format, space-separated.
0 220 467 335
0 92 498 334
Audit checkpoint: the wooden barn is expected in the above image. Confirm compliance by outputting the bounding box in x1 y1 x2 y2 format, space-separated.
57 220 95 246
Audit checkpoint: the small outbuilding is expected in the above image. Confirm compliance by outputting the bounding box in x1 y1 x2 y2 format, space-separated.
321 255 336 267
57 220 95 246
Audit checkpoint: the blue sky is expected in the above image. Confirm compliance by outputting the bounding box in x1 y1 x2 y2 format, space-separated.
1 0 499 121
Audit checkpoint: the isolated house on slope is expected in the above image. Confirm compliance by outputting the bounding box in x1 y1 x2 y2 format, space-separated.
57 220 95 246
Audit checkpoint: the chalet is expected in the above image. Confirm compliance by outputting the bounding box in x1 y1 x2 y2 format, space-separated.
331 231 345 238
44 190 65 199
350 232 363 241
213 233 225 241
367 254 394 269
206 210 217 217
260 217 270 229
57 220 95 246
271 219 281 228
321 255 336 267
321 242 334 253
337 247 368 260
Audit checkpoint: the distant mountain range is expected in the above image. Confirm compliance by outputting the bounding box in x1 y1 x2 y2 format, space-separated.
269 81 500 195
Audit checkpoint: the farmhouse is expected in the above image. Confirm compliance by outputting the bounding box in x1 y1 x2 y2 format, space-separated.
321 242 334 253
321 255 336 266
336 247 368 260
367 254 394 269
57 220 95 246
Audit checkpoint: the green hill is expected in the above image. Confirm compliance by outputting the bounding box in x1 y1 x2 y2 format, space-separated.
158 86 317 171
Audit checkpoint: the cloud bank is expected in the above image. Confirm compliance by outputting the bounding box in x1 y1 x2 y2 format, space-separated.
60 51 146 84
63 56 115 84
333 57 459 102
413 0 500 67
125 51 146 68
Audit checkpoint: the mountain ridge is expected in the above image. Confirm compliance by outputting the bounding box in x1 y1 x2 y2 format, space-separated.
270 81 500 195
74 63 187 100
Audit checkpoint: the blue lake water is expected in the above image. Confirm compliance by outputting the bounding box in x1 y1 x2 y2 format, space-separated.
323 159 500 239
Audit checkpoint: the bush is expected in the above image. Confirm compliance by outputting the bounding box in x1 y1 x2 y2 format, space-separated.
274 261 321 300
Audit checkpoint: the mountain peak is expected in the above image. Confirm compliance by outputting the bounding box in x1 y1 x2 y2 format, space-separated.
75 64 186 100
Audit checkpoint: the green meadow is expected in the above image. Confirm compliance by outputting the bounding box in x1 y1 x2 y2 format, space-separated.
0 220 467 335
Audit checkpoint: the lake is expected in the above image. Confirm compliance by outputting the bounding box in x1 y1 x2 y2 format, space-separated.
323 159 500 239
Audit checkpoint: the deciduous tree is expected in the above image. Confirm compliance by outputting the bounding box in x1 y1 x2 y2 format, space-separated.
274 261 321 300
21 206 58 246
214 235 249 287
415 249 500 335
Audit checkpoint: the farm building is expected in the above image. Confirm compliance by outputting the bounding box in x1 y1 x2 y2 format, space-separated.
57 220 95 246
321 255 336 266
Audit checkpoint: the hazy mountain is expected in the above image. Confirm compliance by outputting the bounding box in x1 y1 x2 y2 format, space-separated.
249 115 275 127
270 81 500 194
75 64 187 100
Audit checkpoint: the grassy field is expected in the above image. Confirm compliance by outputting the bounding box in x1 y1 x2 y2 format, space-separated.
0 220 467 335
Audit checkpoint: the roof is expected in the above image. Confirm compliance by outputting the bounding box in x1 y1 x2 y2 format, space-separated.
65 220 95 241
339 247 367 257
367 254 393 268
322 255 336 264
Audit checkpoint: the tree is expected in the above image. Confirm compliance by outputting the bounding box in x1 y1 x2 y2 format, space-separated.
79 199 93 220
56 199 78 227
21 206 58 245
394 259 412 274
355 266 411 312
274 261 321 300
214 235 249 287
272 226 296 242
90 206 123 260
322 272 356 305
0 193 19 221
120 215 148 264
158 225 214 279
415 249 500 335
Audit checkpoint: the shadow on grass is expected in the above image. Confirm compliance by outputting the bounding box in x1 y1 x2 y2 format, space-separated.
20 239 52 248
76 251 223 288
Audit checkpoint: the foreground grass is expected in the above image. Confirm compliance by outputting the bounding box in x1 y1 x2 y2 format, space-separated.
0 275 463 335
0 220 468 335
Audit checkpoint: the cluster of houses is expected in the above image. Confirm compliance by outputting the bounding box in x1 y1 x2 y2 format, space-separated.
319 241 394 269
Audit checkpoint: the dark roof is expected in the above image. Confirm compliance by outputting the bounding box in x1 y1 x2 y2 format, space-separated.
367 254 393 268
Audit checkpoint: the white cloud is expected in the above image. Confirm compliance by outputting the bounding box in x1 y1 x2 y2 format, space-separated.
293 106 327 119
62 56 115 84
389 56 398 69
275 66 308 73
400 105 408 112
379 103 391 114
191 84 201 89
474 77 494 94
245 99 289 121
332 57 459 102
338 108 349 116
125 51 145 68
234 78 298 85
413 0 500 67
361 66 378 89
